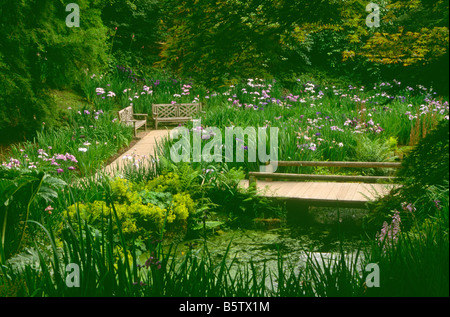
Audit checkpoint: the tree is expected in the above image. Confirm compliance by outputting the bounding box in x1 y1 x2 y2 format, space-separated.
339 0 449 91
0 0 109 142
101 0 162 70
157 0 449 91
157 0 340 87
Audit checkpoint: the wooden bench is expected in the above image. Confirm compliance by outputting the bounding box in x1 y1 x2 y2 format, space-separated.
249 161 403 184
118 105 148 136
152 103 202 129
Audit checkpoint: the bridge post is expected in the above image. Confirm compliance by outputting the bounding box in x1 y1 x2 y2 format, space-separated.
261 161 273 181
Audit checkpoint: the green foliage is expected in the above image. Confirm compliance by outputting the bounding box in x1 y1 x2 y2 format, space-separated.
0 168 65 263
398 119 449 189
144 171 183 194
0 166 447 297
352 135 398 175
0 0 109 141
4 106 134 177
198 165 284 225
157 0 340 87
101 0 162 71
367 119 449 231
155 0 449 90
64 176 196 243
366 200 449 296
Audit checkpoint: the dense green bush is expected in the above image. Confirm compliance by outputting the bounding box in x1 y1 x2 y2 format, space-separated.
0 168 65 263
64 176 195 244
398 119 449 190
367 119 449 230
0 0 109 141
101 0 162 72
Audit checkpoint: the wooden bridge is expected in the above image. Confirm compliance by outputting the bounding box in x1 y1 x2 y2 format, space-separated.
240 161 402 208
103 130 401 208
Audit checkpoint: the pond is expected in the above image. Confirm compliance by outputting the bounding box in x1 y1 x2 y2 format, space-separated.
177 223 367 263
153 205 372 292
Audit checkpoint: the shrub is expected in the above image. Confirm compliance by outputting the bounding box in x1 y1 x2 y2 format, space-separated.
144 172 182 194
398 119 449 190
0 168 65 264
0 0 109 141
64 177 197 243
367 119 449 231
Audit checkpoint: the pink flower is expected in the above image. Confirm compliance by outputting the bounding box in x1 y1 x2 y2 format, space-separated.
51 160 60 166
57 168 64 173
45 205 54 214
376 210 402 252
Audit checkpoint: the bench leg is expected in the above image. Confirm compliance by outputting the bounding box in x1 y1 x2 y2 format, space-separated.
155 120 158 129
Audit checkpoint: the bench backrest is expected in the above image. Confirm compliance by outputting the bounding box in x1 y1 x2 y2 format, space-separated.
152 103 202 118
118 106 134 122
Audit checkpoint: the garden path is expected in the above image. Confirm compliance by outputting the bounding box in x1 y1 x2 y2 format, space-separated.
102 129 398 207
103 129 170 175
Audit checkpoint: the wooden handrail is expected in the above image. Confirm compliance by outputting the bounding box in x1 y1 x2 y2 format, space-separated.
266 161 402 169
249 161 402 184
248 172 396 183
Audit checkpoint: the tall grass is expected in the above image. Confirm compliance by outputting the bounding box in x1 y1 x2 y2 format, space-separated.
1 174 447 297
3 107 134 178
83 72 449 176
1 73 448 297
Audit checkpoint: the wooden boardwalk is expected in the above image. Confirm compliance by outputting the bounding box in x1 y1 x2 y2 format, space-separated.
239 180 398 208
101 129 398 208
104 129 170 175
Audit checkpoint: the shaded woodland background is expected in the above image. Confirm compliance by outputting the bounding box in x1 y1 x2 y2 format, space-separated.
0 0 448 142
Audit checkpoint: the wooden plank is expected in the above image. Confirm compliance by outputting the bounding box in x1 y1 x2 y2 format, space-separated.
274 161 402 169
342 183 360 201
268 181 296 197
248 172 395 183
358 183 397 200
324 182 344 200
239 179 399 208
301 182 326 199
335 183 353 201
256 181 290 198
353 183 375 201
285 182 314 198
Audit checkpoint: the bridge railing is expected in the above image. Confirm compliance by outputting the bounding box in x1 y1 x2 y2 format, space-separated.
249 161 403 184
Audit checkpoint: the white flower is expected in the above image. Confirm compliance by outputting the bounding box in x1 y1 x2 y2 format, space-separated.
78 148 88 152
